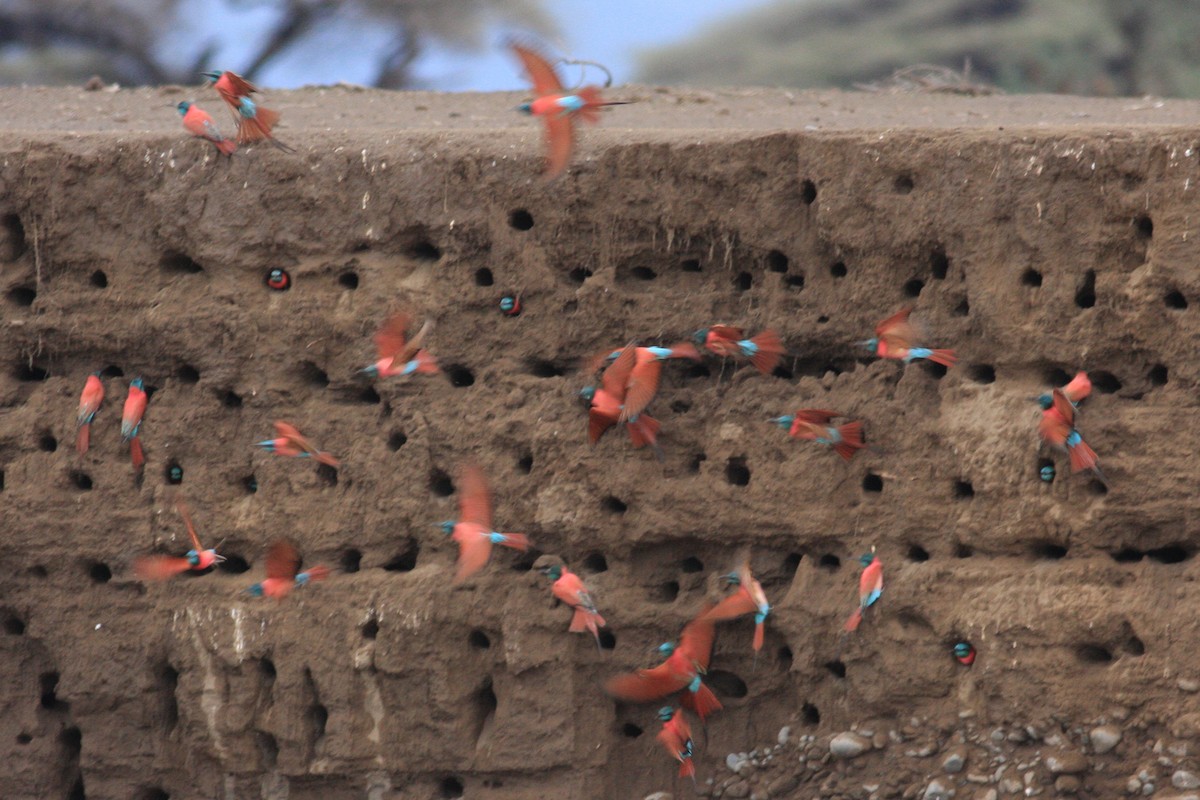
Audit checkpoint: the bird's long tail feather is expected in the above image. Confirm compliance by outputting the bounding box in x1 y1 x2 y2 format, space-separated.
134 555 191 581
833 421 865 461
748 329 785 374
844 607 864 632
313 451 340 468
498 533 530 552
76 424 90 455
927 348 957 368
1068 438 1100 475
130 437 145 469
303 565 331 582
682 683 723 722
413 350 439 375
626 414 660 450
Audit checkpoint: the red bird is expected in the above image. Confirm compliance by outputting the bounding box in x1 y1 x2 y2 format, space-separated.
511 41 627 178
604 605 722 722
699 560 771 654
121 378 147 469
75 372 104 455
175 102 236 157
360 313 438 379
692 325 785 374
861 306 956 367
583 344 662 454
540 563 606 645
845 548 883 633
1038 388 1104 480
440 463 530 584
255 421 339 467
771 409 865 461
1036 370 1091 416
247 539 329 600
657 706 696 780
201 70 292 150
134 499 226 581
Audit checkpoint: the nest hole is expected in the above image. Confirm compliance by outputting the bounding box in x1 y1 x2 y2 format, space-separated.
15 733 30 744
922 360 948 380
893 175 914 194
766 250 789 272
953 298 970 316
508 209 534 231
445 365 475 387
6 286 35 306
733 272 753 291
217 555 250 574
954 543 974 558
1135 215 1153 240
680 258 701 272
39 433 57 452
631 266 657 281
361 618 379 639
1091 371 1122 393
1075 270 1096 309
582 553 608 573
801 702 821 725
567 267 593 284
474 267 494 287
902 278 924 298
930 250 949 279
340 549 361 574
176 365 200 384
338 272 359 290
784 274 805 289
687 452 707 473
440 776 465 799
165 462 183 485
1148 364 1168 386
468 630 490 649
824 660 846 678
601 495 627 514
683 362 711 379
621 722 643 738
1075 644 1113 664
4 614 25 635
655 581 680 602
680 556 704 573
387 430 407 451
407 241 441 261
706 670 748 698
429 469 454 496
1164 289 1187 309
383 544 418 572
818 553 841 571
906 545 930 562
15 363 48 381
967 364 995 384
1021 268 1042 287
1124 635 1145 656
1110 547 1142 563
241 475 258 494
526 359 567 378
516 452 533 473
1147 544 1191 564
830 261 847 278
597 629 617 650
800 180 817 204
100 365 124 378
315 463 338 486
221 390 243 408
2 213 27 260
862 473 883 492
1032 542 1068 560
160 251 203 274
954 479 975 499
40 671 66 711
725 457 750 487
778 646 793 671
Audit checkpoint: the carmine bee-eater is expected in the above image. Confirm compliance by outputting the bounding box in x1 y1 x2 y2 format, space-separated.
699 559 770 655
844 548 883 633
134 499 226 581
440 463 530 583
771 409 865 461
693 325 785 374
176 102 237 156
75 372 104 455
657 706 696 781
861 306 956 367
583 343 662 454
255 421 339 467
201 70 293 151
540 563 606 645
121 378 148 469
510 40 627 179
359 312 438 379
604 605 722 722
1038 388 1105 481
247 539 329 600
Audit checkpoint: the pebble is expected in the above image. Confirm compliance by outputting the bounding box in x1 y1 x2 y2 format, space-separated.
1174 771 1200 790
943 747 968 774
1180 679 1200 694
831 732 872 759
1045 751 1089 775
767 775 798 797
1054 776 1081 794
726 753 746 773
723 780 750 799
1001 778 1023 795
1091 726 1122 755
1126 778 1142 794
873 732 890 749
777 726 791 746
923 780 952 800
644 794 674 800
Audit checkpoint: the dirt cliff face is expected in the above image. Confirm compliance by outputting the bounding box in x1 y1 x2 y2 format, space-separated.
1 86 1199 800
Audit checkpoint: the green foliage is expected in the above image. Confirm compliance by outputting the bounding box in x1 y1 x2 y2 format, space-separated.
638 0 1200 96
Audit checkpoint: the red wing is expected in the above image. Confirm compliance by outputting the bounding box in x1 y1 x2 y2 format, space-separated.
134 555 192 581
510 41 564 96
454 531 492 583
679 604 716 669
701 591 757 621
1063 371 1092 404
265 539 301 580
793 409 839 425
604 662 688 701
176 499 203 551
582 346 615 378
403 320 432 362
589 409 615 444
1038 410 1068 442
1051 389 1075 427
373 313 411 360
222 71 259 97
620 358 662 422
542 113 574 179
708 325 744 341
874 306 914 337
456 463 493 529
600 344 637 399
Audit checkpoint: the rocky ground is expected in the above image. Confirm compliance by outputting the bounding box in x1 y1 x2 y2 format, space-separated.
2 84 1200 799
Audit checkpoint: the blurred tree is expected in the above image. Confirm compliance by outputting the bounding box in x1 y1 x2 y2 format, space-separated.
637 0 1200 97
0 0 551 87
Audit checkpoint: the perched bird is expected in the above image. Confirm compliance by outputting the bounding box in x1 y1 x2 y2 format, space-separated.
510 41 627 178
771 409 865 461
202 70 292 151
1037 388 1104 481
134 499 226 581
699 559 770 655
583 343 662 454
1036 370 1091 412
604 605 722 722
540 563 606 645
176 102 236 157
359 313 438 379
121 378 148 469
657 706 696 780
247 539 329 600
75 372 104 455
440 463 530 583
693 325 785 374
255 421 339 467
861 306 956 367
844 548 883 633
